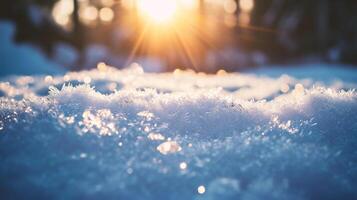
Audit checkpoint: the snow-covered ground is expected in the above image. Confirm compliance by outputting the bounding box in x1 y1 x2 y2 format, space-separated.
0 64 357 199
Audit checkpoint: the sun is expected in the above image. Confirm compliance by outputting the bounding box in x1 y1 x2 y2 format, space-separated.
137 0 178 24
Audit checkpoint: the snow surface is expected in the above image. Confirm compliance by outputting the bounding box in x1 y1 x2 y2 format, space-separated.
0 64 357 199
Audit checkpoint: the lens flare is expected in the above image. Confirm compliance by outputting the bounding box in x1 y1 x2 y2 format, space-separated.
137 0 178 24
99 7 114 22
239 0 254 12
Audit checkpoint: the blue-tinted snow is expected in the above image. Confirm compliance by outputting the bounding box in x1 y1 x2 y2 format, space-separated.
249 63 357 85
0 65 357 200
0 21 64 77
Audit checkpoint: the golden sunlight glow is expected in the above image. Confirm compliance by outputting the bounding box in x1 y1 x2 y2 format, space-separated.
80 5 98 25
124 0 240 69
52 0 74 28
97 62 107 71
216 69 227 75
180 0 199 10
122 0 135 10
44 75 53 83
156 141 182 155
137 0 178 24
238 12 250 25
224 0 237 14
224 14 237 27
100 0 114 7
239 0 254 12
99 7 114 22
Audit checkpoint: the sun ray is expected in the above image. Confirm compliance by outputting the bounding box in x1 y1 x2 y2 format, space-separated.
173 26 199 70
125 23 150 66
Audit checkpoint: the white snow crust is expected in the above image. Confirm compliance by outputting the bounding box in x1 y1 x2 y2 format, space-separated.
0 64 356 199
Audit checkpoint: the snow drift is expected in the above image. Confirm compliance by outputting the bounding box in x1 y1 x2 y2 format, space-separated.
0 64 356 199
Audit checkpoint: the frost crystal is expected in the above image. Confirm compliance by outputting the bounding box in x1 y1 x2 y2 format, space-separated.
79 109 117 135
147 132 165 140
157 141 182 155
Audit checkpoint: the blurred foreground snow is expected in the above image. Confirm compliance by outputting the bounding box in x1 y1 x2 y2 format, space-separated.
0 64 357 199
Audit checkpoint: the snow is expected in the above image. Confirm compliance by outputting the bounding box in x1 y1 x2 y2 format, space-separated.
0 64 357 199
0 21 64 77
249 63 357 85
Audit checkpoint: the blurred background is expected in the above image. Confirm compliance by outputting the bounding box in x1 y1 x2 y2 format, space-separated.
0 0 357 74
